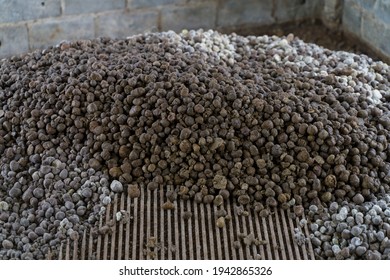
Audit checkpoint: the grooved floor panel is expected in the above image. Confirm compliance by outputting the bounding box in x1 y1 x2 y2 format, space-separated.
49 188 315 260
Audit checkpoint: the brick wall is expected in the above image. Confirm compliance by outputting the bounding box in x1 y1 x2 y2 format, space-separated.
0 0 389 60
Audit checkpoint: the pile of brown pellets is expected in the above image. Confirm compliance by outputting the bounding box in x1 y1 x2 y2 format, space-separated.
1 30 390 259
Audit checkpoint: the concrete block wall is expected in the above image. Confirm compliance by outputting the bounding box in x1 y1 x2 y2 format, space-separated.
0 0 389 60
341 0 390 59
0 0 322 58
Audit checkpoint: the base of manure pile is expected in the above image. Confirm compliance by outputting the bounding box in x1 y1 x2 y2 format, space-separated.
48 187 314 260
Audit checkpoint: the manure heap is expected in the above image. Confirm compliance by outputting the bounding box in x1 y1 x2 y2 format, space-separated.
1 30 390 260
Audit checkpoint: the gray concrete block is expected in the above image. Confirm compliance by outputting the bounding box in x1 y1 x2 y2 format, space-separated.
28 16 95 50
353 0 377 10
380 26 390 56
374 0 390 25
161 3 216 32
0 24 29 58
96 11 159 38
128 0 186 9
274 0 320 23
342 0 362 36
362 14 380 44
63 0 126 15
323 0 342 24
0 0 61 24
217 0 273 27
362 13 390 57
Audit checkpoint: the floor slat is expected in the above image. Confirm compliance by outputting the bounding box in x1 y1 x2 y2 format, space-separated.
52 189 315 260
